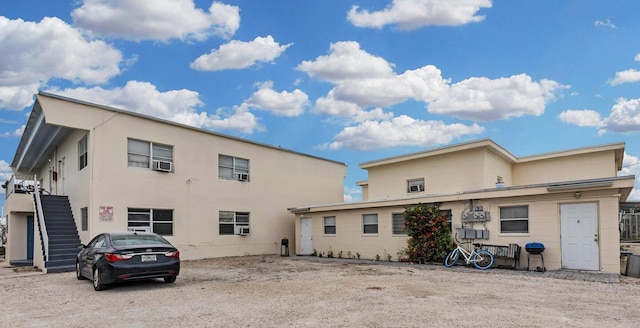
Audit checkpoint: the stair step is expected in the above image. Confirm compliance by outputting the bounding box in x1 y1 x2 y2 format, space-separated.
46 266 76 273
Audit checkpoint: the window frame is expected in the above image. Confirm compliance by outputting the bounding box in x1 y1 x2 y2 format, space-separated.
218 154 250 181
127 138 174 171
323 216 336 235
78 136 88 171
362 214 378 235
127 208 174 236
80 207 88 231
219 211 251 235
407 178 425 193
499 205 529 234
392 212 406 235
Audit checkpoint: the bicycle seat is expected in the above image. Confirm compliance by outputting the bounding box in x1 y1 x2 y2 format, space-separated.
472 243 482 247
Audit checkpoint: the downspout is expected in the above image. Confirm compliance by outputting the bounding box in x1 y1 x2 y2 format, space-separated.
34 175 49 262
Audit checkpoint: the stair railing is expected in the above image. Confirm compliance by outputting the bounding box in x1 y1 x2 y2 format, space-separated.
33 176 49 261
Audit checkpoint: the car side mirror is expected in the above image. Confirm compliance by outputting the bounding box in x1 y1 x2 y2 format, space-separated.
77 244 86 249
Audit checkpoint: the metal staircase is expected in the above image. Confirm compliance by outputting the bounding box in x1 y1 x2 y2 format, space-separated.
37 195 81 273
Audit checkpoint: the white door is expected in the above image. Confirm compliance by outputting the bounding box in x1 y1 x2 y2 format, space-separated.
300 217 313 255
561 203 599 270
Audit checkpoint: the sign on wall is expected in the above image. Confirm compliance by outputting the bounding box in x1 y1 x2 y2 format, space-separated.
99 206 114 222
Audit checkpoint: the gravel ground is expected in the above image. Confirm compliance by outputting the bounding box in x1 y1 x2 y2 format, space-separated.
1 255 640 328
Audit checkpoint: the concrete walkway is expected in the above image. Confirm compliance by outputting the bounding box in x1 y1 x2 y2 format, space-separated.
0 256 625 283
0 260 44 279
290 256 623 283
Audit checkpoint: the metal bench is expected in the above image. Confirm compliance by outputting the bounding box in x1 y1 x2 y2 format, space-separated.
479 243 521 269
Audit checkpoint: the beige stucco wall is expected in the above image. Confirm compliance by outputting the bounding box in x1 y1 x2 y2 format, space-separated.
36 94 346 260
296 188 624 273
6 212 28 262
365 148 501 200
513 151 615 186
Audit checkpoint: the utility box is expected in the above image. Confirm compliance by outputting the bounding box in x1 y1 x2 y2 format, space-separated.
626 255 640 277
461 211 491 222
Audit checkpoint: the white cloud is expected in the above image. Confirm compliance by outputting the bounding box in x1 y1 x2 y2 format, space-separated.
71 0 240 41
430 75 567 121
558 110 603 127
619 152 640 201
321 115 483 150
603 98 640 133
0 160 12 195
635 54 640 62
0 125 26 138
344 186 362 203
608 69 640 86
314 92 394 123
0 16 123 110
299 41 567 122
297 41 395 81
47 81 261 134
348 0 492 30
191 35 292 71
240 81 308 117
0 160 11 179
595 19 617 29
559 98 640 134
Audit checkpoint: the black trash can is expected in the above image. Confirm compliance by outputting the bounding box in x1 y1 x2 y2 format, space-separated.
281 237 289 257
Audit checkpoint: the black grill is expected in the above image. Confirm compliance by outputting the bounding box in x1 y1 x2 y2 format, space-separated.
525 242 545 254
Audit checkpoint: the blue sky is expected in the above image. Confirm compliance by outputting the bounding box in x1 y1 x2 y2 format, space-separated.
1 0 640 209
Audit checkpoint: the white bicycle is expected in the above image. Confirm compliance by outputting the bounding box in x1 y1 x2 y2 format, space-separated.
443 235 494 270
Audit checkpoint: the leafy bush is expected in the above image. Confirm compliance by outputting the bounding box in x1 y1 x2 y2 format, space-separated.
405 203 454 264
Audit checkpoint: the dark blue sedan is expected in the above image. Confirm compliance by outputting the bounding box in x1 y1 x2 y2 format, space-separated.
76 232 180 291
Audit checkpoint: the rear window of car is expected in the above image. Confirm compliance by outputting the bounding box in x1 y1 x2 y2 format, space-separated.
111 235 169 247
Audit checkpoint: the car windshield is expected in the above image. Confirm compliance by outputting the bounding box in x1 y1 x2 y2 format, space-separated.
111 235 169 247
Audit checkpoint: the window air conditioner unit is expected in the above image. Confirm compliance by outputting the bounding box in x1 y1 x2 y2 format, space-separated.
153 160 172 172
237 173 249 181
235 226 250 235
409 185 420 192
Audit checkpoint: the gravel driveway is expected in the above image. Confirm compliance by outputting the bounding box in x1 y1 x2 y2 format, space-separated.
1 255 639 327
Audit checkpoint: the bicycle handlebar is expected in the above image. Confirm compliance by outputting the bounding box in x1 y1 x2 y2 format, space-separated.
454 233 482 248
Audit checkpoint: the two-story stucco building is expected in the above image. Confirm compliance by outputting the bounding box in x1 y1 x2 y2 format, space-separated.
3 92 346 272
290 140 635 274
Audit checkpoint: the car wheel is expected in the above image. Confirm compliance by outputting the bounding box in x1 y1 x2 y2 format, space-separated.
163 276 177 283
76 261 86 280
93 267 107 291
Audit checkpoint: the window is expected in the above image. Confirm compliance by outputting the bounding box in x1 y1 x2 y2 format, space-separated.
392 213 406 235
407 179 425 193
219 211 250 235
78 136 88 170
81 207 88 231
500 206 529 233
393 210 451 235
440 209 453 232
127 208 174 236
127 138 173 171
323 216 336 234
362 214 378 234
218 155 250 181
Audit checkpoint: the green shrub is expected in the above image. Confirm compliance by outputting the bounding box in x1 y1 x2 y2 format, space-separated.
405 203 454 264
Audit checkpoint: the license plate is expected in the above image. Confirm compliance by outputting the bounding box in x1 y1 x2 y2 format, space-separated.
141 254 156 262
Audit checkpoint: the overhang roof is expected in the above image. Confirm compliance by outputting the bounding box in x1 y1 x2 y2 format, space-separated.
11 98 73 172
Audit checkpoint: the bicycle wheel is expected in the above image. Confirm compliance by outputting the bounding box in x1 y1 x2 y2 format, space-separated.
444 249 459 267
472 250 494 270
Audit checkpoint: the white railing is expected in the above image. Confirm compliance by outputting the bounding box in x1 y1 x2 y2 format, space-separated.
33 177 49 261
620 212 640 242
5 175 37 199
